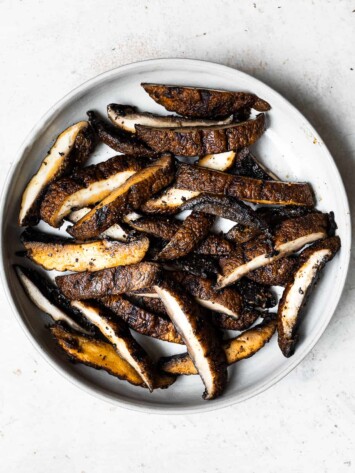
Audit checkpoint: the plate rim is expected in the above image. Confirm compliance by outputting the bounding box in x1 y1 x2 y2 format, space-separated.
0 58 351 414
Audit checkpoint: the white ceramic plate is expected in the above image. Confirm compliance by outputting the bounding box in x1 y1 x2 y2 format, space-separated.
0 59 351 414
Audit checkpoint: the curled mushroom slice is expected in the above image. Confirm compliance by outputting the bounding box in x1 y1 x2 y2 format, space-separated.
21 229 149 272
141 83 271 118
14 265 89 333
68 154 175 240
107 104 232 133
41 155 144 227
101 295 183 344
159 316 277 376
55 262 162 300
136 114 266 157
278 236 341 357
51 324 175 389
19 121 95 226
217 212 331 288
87 111 156 157
126 215 180 240
71 300 156 391
156 211 214 261
154 283 227 399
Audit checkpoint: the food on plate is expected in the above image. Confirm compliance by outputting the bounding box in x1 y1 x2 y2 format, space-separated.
136 114 266 156
51 324 175 389
68 154 175 240
21 229 149 272
14 81 341 402
277 236 341 357
101 295 183 344
141 83 271 117
107 103 233 133
159 315 277 375
71 300 156 390
19 121 95 226
154 283 228 399
156 211 214 260
55 262 161 299
87 111 156 157
40 155 144 227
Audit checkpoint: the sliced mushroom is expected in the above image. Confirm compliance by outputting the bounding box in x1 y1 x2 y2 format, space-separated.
197 150 236 171
159 315 277 375
107 104 233 133
19 121 95 226
101 295 183 344
156 211 214 261
21 229 149 272
126 294 169 318
154 283 228 400
14 265 89 333
230 147 279 180
55 262 161 300
126 215 180 240
71 300 156 391
41 155 144 227
278 236 341 357
51 324 175 388
235 279 277 309
141 83 271 118
87 111 156 157
136 114 266 156
175 164 315 206
247 256 298 287
68 154 175 240
194 235 234 256
212 310 261 331
217 212 331 288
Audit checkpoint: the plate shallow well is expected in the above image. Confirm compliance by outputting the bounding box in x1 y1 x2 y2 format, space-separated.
0 59 351 413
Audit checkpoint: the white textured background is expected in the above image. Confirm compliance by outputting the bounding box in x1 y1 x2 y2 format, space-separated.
1 1 354 472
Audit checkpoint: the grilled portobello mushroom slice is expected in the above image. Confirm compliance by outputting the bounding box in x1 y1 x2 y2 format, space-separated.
101 295 183 344
230 147 279 180
19 121 95 226
15 265 90 333
87 111 156 157
175 164 315 206
56 262 162 300
126 215 180 240
107 104 233 133
278 236 341 357
169 254 220 278
159 315 277 375
225 223 261 244
197 150 237 171
68 154 175 240
71 300 156 390
21 229 149 272
247 256 298 286
154 282 228 400
194 235 234 256
212 310 261 331
136 114 266 156
235 279 277 309
126 294 169 318
51 324 175 388
141 83 271 118
156 211 214 261
217 212 331 288
41 155 144 227
180 194 268 233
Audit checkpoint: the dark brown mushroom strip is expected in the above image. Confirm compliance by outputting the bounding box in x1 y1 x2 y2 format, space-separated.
68 154 175 240
101 295 183 344
212 310 261 331
126 215 180 240
71 300 156 390
141 83 271 118
156 211 214 261
159 315 277 376
278 236 341 357
40 155 144 227
175 164 315 206
235 279 277 309
107 104 233 133
225 223 261 244
19 121 95 226
194 235 234 256
154 283 228 400
125 293 169 318
247 256 298 287
217 212 331 288
230 147 279 180
21 229 149 272
87 111 156 157
51 324 175 389
169 254 220 278
55 262 162 300
136 114 266 156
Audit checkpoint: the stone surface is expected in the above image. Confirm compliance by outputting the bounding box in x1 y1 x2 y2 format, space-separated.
0 0 354 471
